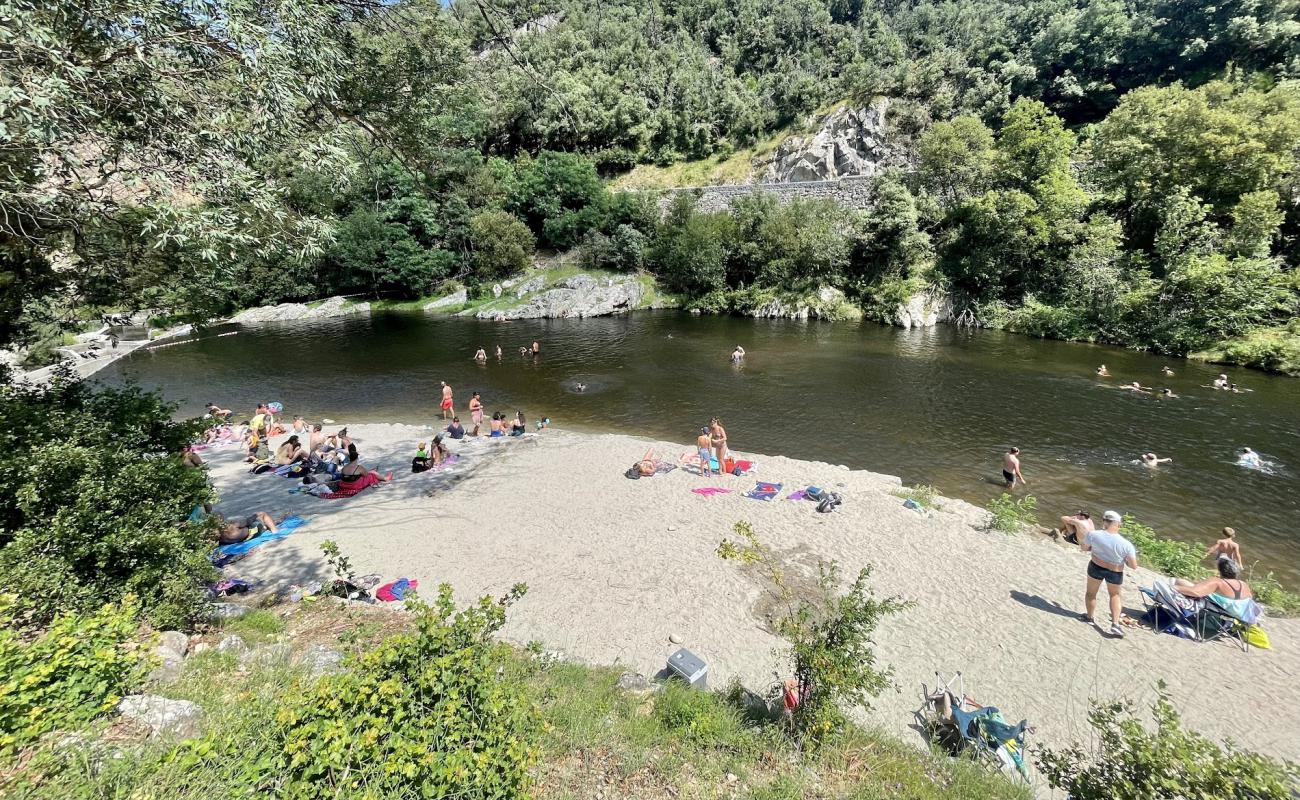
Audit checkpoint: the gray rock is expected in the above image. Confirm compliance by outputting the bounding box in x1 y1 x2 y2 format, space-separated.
117 695 203 740
616 672 654 694
158 631 189 656
423 288 468 311
147 649 184 683
750 287 850 321
894 289 952 329
759 99 898 183
477 274 645 320
514 275 546 298
241 643 292 668
216 634 248 656
491 283 503 298
229 296 369 325
189 642 213 656
668 633 683 644
294 645 345 677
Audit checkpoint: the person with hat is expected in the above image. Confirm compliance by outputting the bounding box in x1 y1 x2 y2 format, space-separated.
1080 510 1138 638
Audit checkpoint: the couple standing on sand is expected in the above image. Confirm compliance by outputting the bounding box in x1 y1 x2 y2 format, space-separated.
695 418 728 476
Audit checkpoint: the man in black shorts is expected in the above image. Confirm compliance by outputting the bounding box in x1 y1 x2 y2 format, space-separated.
1080 510 1139 638
1002 447 1026 488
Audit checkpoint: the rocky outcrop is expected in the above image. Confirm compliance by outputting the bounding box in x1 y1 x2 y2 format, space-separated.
894 289 952 329
758 99 898 183
471 274 645 320
229 296 369 325
423 288 467 312
747 287 860 321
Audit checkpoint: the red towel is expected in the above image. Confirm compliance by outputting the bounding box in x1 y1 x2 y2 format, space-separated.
320 472 380 499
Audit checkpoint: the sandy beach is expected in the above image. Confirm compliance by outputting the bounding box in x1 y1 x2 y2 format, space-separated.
205 423 1300 764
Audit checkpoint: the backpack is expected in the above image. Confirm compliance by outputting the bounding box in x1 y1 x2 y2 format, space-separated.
816 492 842 513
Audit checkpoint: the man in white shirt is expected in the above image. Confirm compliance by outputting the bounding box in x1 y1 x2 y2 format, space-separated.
1080 510 1139 638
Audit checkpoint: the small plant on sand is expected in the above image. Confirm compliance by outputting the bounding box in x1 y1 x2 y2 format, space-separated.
986 494 1037 533
319 539 356 597
894 484 940 509
717 522 910 748
1036 683 1296 799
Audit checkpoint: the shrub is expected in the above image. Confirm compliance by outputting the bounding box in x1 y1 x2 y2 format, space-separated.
1036 684 1296 799
717 522 909 747
986 494 1037 533
651 681 751 752
1120 516 1205 579
0 375 214 629
240 583 539 798
468 210 535 282
0 595 147 757
893 484 940 510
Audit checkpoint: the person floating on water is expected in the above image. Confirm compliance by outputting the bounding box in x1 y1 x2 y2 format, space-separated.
1213 373 1229 390
1096 365 1110 376
1080 510 1138 639
575 382 587 392
1123 381 1152 393
731 345 746 363
1158 388 1178 398
1204 527 1243 572
1238 447 1262 469
473 347 486 362
439 381 454 420
1002 447 1026 488
1140 452 1172 468
696 426 714 476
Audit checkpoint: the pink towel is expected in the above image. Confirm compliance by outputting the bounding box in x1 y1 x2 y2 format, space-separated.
691 487 733 496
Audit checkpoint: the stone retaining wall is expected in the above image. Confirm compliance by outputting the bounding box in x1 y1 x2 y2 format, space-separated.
651 176 875 214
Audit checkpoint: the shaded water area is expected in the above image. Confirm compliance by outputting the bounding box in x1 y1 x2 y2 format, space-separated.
99 311 1300 585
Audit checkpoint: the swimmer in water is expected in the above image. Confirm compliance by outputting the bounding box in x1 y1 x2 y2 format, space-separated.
1096 365 1110 376
731 345 746 363
1212 373 1229 390
1124 381 1152 393
532 340 540 355
473 347 487 362
495 344 503 360
1140 452 1172 468
1237 447 1263 469
1158 388 1178 398
1161 366 1174 376
575 382 587 392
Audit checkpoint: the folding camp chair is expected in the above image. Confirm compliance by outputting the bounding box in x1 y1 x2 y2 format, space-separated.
1139 584 1259 652
916 672 1031 782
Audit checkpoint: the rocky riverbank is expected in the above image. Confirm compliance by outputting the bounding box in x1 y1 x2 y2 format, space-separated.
228 296 370 324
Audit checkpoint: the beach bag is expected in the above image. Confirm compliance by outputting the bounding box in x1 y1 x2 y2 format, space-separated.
1242 623 1271 650
723 457 737 474
816 492 842 513
806 486 825 501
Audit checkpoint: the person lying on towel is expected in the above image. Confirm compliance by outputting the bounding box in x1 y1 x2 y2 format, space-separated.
193 503 280 544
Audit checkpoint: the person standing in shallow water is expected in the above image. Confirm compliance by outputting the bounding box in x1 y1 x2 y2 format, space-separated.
1002 447 1026 488
531 340 541 355
439 381 454 420
495 344 503 360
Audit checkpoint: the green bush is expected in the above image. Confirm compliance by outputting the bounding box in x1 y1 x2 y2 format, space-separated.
718 522 909 747
1120 516 1205 579
1037 685 1297 799
651 681 751 751
205 584 540 798
0 595 147 757
0 375 214 629
467 210 535 282
1192 319 1300 376
986 494 1037 533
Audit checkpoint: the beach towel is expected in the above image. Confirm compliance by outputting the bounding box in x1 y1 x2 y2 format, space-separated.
212 516 308 563
691 487 733 496
320 472 380 499
786 489 808 501
376 578 418 602
744 482 782 501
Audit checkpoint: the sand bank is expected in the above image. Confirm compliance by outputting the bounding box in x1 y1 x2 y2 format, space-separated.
206 423 1300 763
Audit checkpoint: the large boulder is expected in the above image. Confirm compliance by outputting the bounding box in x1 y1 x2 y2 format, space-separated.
229 296 369 324
894 289 952 329
759 99 897 183
117 695 204 739
475 274 645 320
747 287 858 321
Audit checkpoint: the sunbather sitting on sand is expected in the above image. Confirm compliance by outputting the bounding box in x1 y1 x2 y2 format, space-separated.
412 442 430 473
1174 557 1252 600
206 402 232 419
341 443 393 484
446 417 465 439
275 435 307 465
1057 510 1093 545
430 434 450 465
490 412 505 437
511 412 526 436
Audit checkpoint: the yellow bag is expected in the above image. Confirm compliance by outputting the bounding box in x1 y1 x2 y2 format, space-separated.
1241 623 1271 650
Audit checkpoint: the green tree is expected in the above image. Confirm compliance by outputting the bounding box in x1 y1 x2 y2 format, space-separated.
468 210 536 282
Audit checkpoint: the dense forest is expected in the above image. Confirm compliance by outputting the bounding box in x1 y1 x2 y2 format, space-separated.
3 0 1299 369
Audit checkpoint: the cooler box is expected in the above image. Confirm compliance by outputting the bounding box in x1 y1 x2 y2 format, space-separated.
666 648 708 690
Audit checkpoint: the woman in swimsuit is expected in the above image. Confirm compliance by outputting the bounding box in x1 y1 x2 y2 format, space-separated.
469 392 484 434
1174 557 1253 600
511 411 526 436
709 417 728 466
340 443 393 483
489 412 505 437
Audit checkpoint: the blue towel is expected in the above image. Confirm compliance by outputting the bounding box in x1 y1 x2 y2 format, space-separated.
215 516 307 557
744 482 783 501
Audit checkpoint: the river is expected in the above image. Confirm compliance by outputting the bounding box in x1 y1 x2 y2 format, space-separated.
97 311 1300 585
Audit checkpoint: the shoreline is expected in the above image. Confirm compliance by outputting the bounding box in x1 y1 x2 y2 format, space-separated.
205 422 1300 764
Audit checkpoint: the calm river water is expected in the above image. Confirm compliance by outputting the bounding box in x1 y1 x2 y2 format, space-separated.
98 312 1300 585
